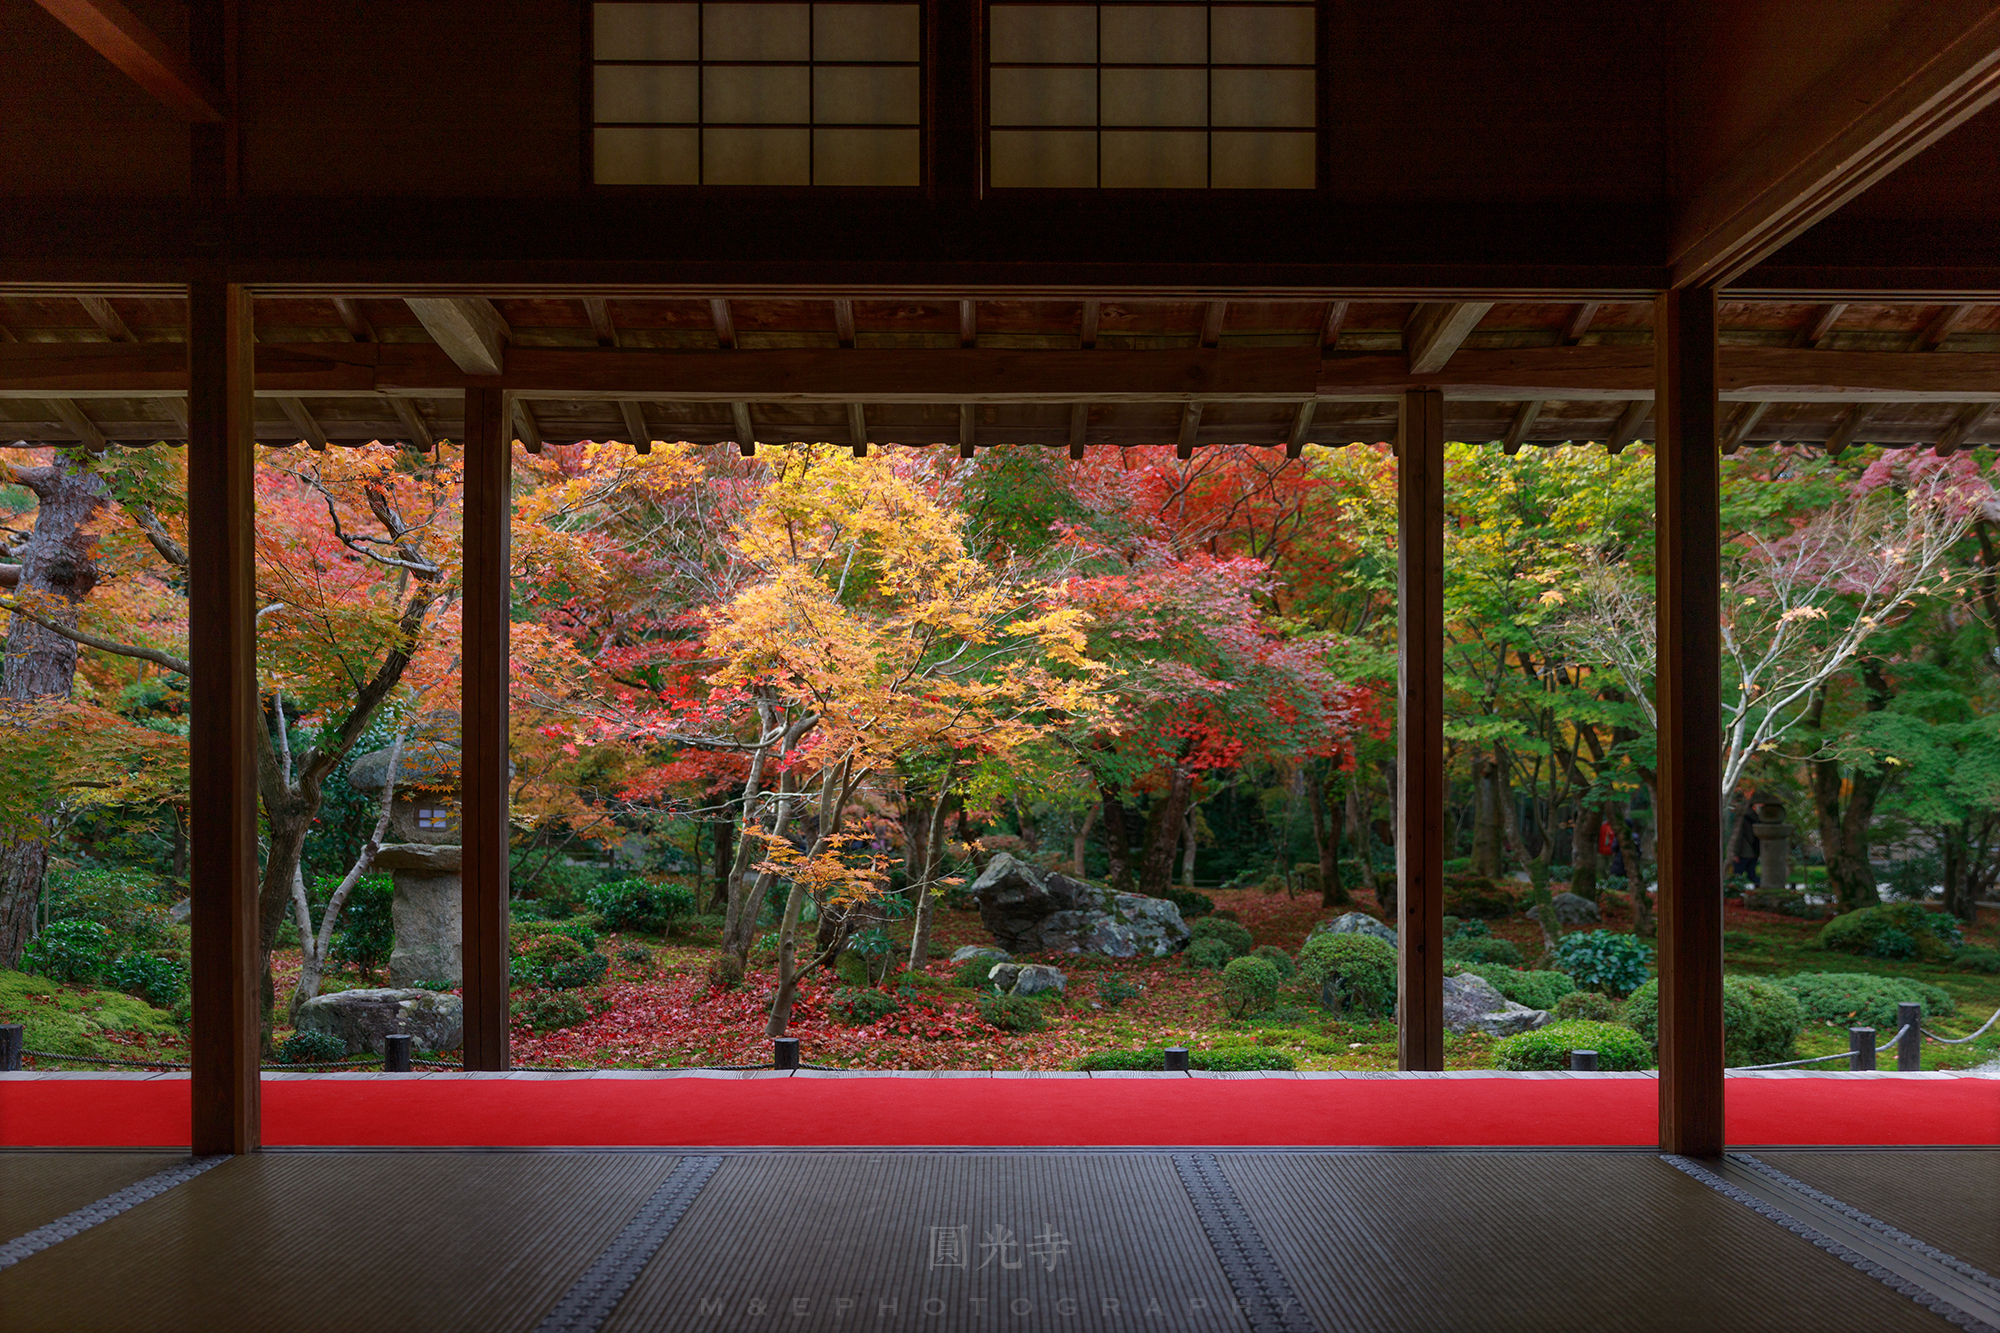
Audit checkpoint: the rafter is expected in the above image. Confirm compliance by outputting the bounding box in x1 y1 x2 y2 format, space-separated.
1915 302 1974 350
582 298 617 348
1799 303 1847 348
1068 402 1089 458
330 298 376 343
619 401 651 454
1823 403 1875 457
277 396 328 450
1079 300 1100 350
49 398 105 450
730 402 755 456
1501 399 1542 454
1199 301 1227 349
1319 301 1348 351
77 295 133 343
710 299 737 350
958 404 974 458
1605 400 1649 455
1174 402 1203 459
1936 402 1993 455
847 402 867 457
31 0 223 120
404 298 508 376
390 397 433 451
513 399 543 453
1404 302 1492 375
959 300 977 349
833 300 856 349
1560 303 1599 345
1287 400 1316 457
1720 401 1770 455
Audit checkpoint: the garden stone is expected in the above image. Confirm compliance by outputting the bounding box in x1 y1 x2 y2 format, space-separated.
969 853 1189 957
168 898 191 924
1441 972 1551 1037
951 945 1010 964
1549 892 1600 926
1004 964 1067 997
295 987 463 1056
1312 911 1398 947
349 713 469 986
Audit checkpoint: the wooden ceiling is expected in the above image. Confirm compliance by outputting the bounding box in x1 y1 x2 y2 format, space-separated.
3 292 1996 454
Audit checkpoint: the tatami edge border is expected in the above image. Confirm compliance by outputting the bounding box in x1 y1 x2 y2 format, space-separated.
4 1069 1995 1081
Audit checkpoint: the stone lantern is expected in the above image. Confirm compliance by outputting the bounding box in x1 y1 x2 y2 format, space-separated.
346 713 463 987
1750 794 1795 895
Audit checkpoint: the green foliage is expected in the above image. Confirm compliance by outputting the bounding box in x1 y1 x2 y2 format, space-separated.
830 988 902 1025
1097 975 1142 1008
1554 990 1622 1023
511 933 610 990
979 993 1046 1033
1550 930 1653 997
1221 956 1281 1018
1072 1046 1296 1072
278 1029 349 1065
512 990 592 1033
954 955 1003 989
1446 934 1524 967
0 969 181 1059
1493 1020 1653 1072
1185 937 1235 970
41 867 175 953
509 917 601 952
1776 972 1956 1031
1162 887 1214 919
1190 916 1254 958
1625 976 1805 1066
587 878 697 935
1443 879 1517 919
1467 965 1575 1012
617 944 652 965
1953 945 2000 974
1817 903 1962 962
105 953 187 1010
22 919 114 984
678 913 727 941
893 969 952 994
326 874 396 976
1249 944 1295 978
1299 932 1396 1017
835 951 873 987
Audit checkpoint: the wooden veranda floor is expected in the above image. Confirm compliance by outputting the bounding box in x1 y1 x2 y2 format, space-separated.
1 1147 1994 1332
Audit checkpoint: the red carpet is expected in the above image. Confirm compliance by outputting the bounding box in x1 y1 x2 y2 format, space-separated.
3 1076 1993 1148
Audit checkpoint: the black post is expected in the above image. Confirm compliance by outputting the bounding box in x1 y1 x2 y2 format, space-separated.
773 1037 800 1070
1848 1027 1877 1072
0 1023 22 1071
1896 1002 1923 1073
1570 1049 1599 1072
383 1034 412 1073
1164 1046 1190 1072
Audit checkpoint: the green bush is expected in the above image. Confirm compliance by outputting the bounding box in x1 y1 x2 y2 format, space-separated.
1163 887 1214 919
1249 944 1295 978
1817 903 1962 962
22 919 114 984
1299 933 1396 1017
278 1029 349 1065
1775 972 1956 1032
1554 990 1622 1023
954 955 1003 989
617 944 652 965
327 873 396 976
1467 965 1575 1012
509 917 601 952
1625 976 1805 1066
1072 1046 1295 1072
1191 916 1254 958
105 953 187 1009
1953 945 2000 974
1221 956 1280 1018
41 867 175 952
586 878 697 935
1186 938 1234 970
1443 879 1517 919
512 991 592 1033
1446 935 1524 967
1097 976 1142 1008
830 988 901 1025
979 994 1046 1033
511 934 610 990
1551 930 1653 997
1493 1020 1653 1071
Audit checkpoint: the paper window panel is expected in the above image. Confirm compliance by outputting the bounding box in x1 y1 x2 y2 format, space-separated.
595 4 698 61
1208 129 1313 188
1209 6 1313 65
814 66 921 124
813 4 920 62
593 127 701 183
1099 7 1207 64
1100 130 1207 187
1100 69 1208 127
990 129 1098 187
1209 68 1313 127
989 6 1096 64
813 127 920 184
595 65 701 123
990 67 1098 127
702 127 812 184
703 66 812 124
700 3 811 60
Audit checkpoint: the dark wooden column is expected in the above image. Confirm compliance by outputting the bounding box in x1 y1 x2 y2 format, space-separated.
1396 389 1446 1071
187 282 259 1153
460 388 513 1070
1655 288 1726 1155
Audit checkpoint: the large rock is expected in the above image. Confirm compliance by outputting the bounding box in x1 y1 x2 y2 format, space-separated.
375 843 462 874
295 988 463 1056
1441 972 1551 1037
969 853 1189 958
950 945 1010 965
989 963 1067 997
388 873 461 986
1312 911 1398 947
1549 892 1601 926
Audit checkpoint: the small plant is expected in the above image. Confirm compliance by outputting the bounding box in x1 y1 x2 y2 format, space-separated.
1072 1046 1295 1072
1774 972 1955 1032
279 1029 349 1065
1625 976 1805 1066
326 873 396 977
1185 937 1234 970
1446 935 1524 967
104 953 187 1010
1097 976 1142 1008
979 994 1046 1033
1163 887 1215 920
1221 956 1281 1018
509 917 602 952
1466 965 1575 1012
513 991 592 1033
1550 930 1653 997
1443 880 1517 919
1190 916 1254 958
21 919 114 984
1554 990 1622 1023
954 955 1003 989
1299 933 1396 1018
830 988 902 1026
1249 944 1295 978
511 934 610 990
617 944 652 965
586 878 697 935
1492 1020 1653 1071
1953 945 2000 974
1817 903 1961 962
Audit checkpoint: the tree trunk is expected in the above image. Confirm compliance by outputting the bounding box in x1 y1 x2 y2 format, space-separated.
1071 804 1096 877
1137 761 1196 897
1942 825 1973 921
1620 799 1656 938
1569 803 1602 899
1806 670 1892 913
0 457 110 968
1470 754 1503 878
1309 765 1348 908
706 816 734 913
1345 781 1378 897
905 779 955 971
1100 787 1134 891
1179 811 1198 888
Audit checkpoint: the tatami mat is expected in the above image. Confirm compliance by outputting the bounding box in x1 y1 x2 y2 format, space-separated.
0 1151 184 1241
1755 1149 2000 1278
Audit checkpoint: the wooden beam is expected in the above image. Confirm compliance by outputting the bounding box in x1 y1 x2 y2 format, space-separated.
958 300 977 349
49 398 106 450
618 401 651 454
404 298 508 377
31 0 223 120
1669 7 2000 287
1079 300 1099 350
1936 401 1994 455
1823 403 1874 457
1319 301 1349 351
1655 287 1726 1158
186 281 259 1154
1561 303 1600 345
277 397 327 450
1915 302 1974 350
77 295 133 343
833 299 856 349
1404 302 1493 375
330 298 375 343
1799 303 1847 348
710 299 737 350
391 397 433 451
958 404 974 458
730 401 755 455
1175 402 1203 459
1501 399 1542 454
582 298 617 348
1606 400 1649 455
1721 400 1771 454
1397 388 1446 1073
1068 402 1088 459
460 387 512 1073
513 398 543 454
1199 301 1227 349
847 402 868 457
1287 400 1316 456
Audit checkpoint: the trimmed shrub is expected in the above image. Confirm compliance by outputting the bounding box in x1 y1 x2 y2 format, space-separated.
1953 945 2000 975
1299 933 1397 1018
617 944 652 965
1443 879 1517 919
1072 1046 1295 1072
22 919 114 984
105 953 187 1010
1817 903 1962 962
1446 935 1525 967
1097 976 1142 1008
509 917 601 952
1186 938 1234 970
1221 956 1281 1018
1250 944 1296 978
979 994 1046 1033
893 969 952 994
1191 916 1254 958
586 879 697 935
1467 965 1575 1012
830 988 901 1026
278 1029 350 1065
1554 990 1622 1023
1551 930 1654 997
954 955 1003 989
1163 887 1215 920
1625 976 1805 1066
1776 972 1955 1032
1493 1020 1653 1071
511 933 610 990
327 874 396 976
513 991 591 1033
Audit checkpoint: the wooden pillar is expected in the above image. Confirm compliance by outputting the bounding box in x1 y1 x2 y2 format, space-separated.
1396 389 1446 1071
187 282 259 1153
1655 288 1726 1156
460 388 513 1070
